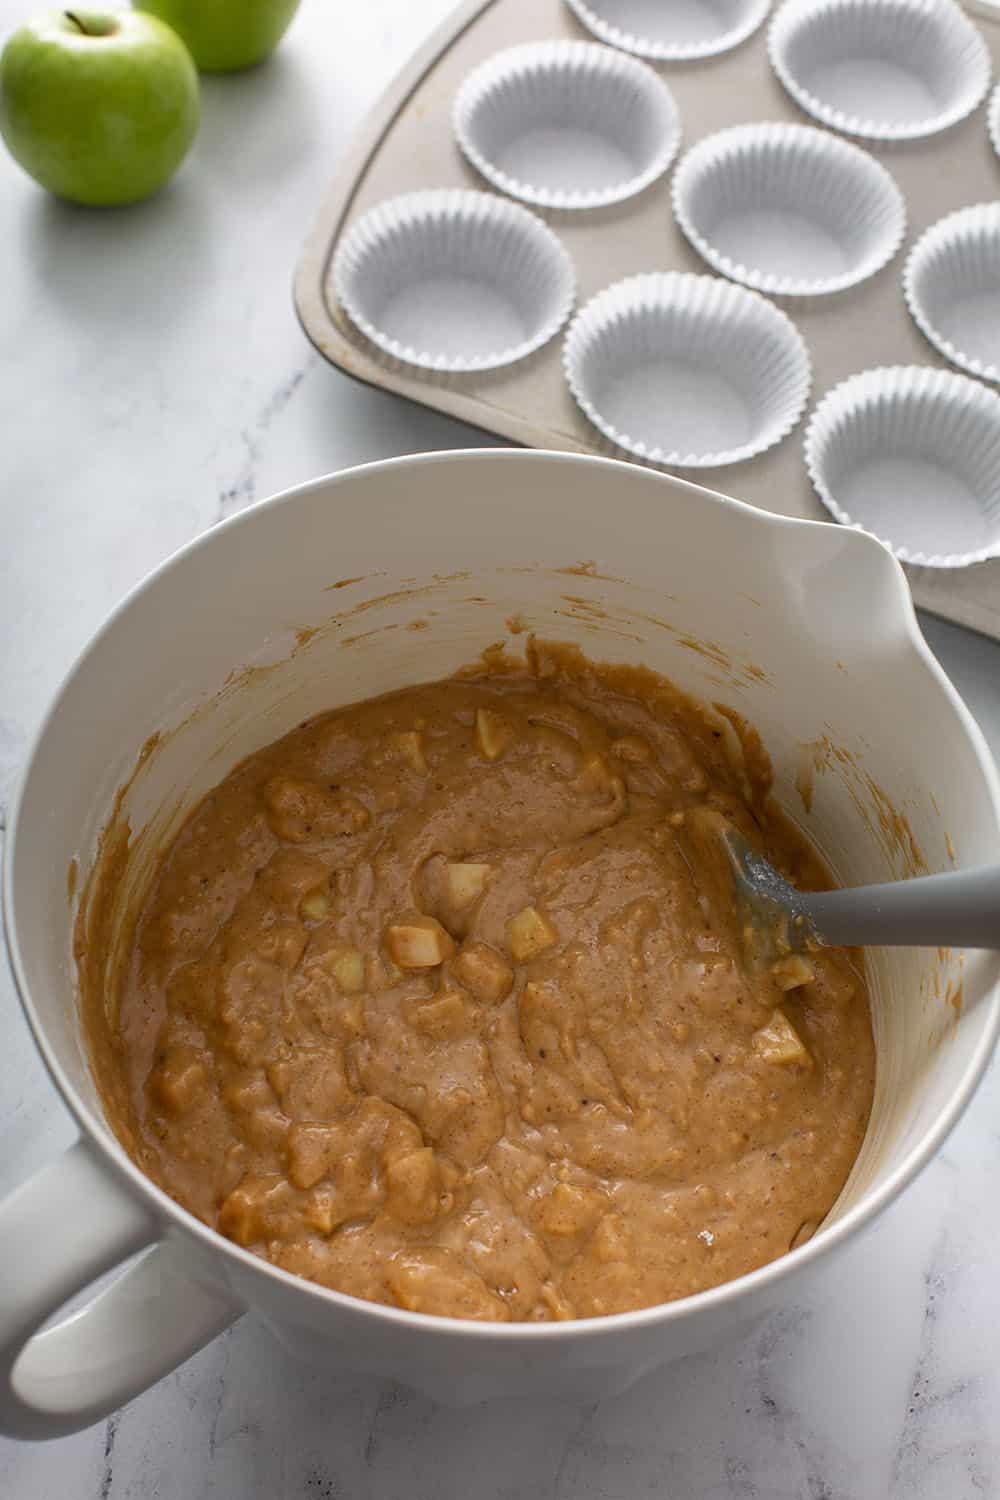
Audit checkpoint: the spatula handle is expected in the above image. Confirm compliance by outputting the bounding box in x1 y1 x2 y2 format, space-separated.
804 865 1000 950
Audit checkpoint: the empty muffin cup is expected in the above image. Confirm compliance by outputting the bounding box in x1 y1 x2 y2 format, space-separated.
768 0 992 141
453 41 681 211
904 204 1000 385
564 0 771 61
672 122 905 296
563 271 811 467
332 190 576 373
805 366 1000 567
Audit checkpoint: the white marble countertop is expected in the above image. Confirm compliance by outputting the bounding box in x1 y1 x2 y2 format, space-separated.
2 1 1000 1494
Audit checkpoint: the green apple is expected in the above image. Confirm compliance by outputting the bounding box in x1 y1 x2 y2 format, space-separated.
135 0 301 72
0 9 199 206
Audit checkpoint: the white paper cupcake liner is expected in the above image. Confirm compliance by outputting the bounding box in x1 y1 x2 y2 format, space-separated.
769 0 992 141
805 366 1000 567
904 204 1000 385
331 190 576 373
563 271 811 467
453 41 681 212
565 0 771 61
672 122 905 297
989 84 1000 160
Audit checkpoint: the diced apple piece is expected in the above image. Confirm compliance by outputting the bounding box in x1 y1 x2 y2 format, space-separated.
218 1175 292 1247
538 1181 607 1236
451 941 513 1005
287 1123 337 1190
385 1147 442 1226
591 1213 630 1264
299 886 331 923
330 947 365 994
475 708 513 761
263 777 369 843
389 730 427 773
338 1148 379 1211
304 1184 343 1235
576 753 627 812
753 1008 812 1067
403 989 470 1038
385 914 455 969
303 1151 381 1233
149 1046 207 1117
771 954 815 992
387 1254 509 1320
444 862 491 911
539 1283 575 1321
507 905 558 964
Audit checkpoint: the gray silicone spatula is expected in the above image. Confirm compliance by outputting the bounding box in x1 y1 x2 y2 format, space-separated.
723 828 1000 952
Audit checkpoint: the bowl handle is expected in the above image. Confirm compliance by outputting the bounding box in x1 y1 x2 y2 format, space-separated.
0 1137 245 1439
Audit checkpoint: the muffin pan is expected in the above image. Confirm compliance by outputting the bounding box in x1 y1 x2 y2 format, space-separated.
296 0 1000 638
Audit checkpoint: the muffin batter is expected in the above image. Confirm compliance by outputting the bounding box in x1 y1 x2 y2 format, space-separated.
90 642 874 1322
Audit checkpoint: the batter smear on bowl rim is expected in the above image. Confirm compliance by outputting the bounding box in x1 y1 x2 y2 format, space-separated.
82 640 874 1322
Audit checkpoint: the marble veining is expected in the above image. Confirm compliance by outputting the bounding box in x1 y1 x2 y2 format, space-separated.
216 353 320 522
2 0 1000 1494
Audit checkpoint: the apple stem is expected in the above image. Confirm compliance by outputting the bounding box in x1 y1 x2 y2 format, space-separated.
64 10 118 36
65 11 103 34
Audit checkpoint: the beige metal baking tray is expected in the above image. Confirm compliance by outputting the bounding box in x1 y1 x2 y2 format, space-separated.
294 0 1000 640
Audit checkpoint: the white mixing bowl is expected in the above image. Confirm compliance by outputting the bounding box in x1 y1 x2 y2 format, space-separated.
3 449 998 1439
